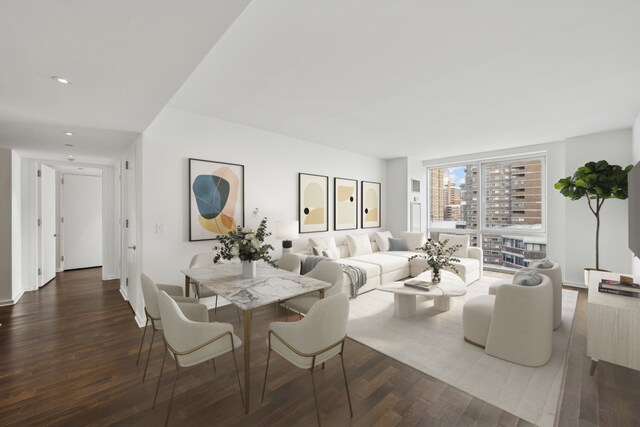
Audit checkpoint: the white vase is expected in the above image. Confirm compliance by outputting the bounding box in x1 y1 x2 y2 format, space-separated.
242 261 257 279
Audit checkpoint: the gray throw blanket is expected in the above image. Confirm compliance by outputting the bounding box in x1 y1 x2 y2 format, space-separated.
301 256 367 299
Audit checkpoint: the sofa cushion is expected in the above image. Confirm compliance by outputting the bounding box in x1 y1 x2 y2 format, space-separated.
346 234 373 257
513 270 543 286
339 258 381 279
373 231 393 252
388 237 409 251
308 236 339 259
349 253 408 275
438 233 469 258
400 232 426 251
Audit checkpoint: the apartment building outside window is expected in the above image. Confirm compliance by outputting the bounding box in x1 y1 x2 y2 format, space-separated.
427 156 546 271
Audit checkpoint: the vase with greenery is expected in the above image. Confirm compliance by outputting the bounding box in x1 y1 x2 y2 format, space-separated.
408 239 461 283
213 217 276 278
554 160 632 271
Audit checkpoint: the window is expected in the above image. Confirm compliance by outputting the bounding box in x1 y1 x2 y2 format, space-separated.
428 156 546 271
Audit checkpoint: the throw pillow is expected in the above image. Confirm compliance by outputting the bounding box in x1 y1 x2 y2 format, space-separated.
373 231 393 252
311 245 324 256
438 233 469 258
400 231 427 251
322 250 336 260
345 234 373 257
528 258 554 269
388 237 409 251
308 236 340 259
513 270 543 287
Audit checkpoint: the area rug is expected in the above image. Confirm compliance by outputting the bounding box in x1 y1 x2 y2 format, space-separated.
347 277 578 427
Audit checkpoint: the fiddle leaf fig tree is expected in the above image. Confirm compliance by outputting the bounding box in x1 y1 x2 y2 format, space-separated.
554 160 633 270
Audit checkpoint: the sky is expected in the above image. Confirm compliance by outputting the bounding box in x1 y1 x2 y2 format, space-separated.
448 166 466 187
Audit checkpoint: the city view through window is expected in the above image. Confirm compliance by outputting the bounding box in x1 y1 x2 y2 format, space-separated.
429 158 547 270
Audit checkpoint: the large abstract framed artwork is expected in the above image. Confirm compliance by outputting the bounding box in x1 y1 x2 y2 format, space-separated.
334 177 357 230
189 158 244 241
361 180 381 228
298 173 328 233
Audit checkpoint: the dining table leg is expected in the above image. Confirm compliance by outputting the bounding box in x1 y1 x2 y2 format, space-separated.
184 275 190 298
243 308 253 414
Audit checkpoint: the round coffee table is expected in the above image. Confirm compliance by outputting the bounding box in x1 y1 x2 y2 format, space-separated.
378 270 466 318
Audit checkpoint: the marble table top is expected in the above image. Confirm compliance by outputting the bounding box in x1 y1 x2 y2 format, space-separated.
182 262 330 311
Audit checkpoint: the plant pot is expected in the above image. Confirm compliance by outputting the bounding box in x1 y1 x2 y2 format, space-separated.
432 268 441 283
242 261 257 279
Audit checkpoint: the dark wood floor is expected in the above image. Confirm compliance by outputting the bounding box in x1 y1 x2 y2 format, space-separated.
0 269 637 426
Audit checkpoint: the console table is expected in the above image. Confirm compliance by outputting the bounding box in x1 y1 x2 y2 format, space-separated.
587 270 640 374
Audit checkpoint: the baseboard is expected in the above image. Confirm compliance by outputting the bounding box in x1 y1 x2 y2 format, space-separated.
134 313 146 328
103 274 119 280
119 288 128 301
0 290 25 307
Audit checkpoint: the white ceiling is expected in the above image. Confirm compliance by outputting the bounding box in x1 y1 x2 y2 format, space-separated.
0 0 250 163
169 0 640 160
2 1 640 163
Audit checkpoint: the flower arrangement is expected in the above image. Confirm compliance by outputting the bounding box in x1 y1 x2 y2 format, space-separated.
408 238 461 283
213 217 277 267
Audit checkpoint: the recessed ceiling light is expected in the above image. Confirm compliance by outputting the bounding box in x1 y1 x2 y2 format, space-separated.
64 131 74 136
64 143 74 147
51 76 71 84
67 154 75 162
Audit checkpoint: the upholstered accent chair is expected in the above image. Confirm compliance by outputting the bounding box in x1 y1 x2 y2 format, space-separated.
489 262 563 329
463 273 554 367
261 293 352 426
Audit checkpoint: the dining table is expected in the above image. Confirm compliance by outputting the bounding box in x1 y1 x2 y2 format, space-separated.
182 261 330 414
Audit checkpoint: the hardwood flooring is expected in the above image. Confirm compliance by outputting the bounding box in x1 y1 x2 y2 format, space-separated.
0 268 637 426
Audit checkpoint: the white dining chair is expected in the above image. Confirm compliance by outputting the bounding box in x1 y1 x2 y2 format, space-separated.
261 293 352 426
154 290 244 426
283 261 343 319
277 253 301 274
189 253 241 323
138 273 204 382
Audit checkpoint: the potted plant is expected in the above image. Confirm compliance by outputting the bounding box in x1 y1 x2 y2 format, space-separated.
554 160 632 283
408 239 461 283
213 217 277 278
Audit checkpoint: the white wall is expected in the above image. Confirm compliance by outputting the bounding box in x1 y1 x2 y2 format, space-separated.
563 129 633 283
386 158 408 236
0 148 22 305
632 114 640 276
139 108 386 297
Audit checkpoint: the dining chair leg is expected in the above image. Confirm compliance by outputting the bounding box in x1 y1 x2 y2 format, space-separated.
231 348 245 409
214 295 218 320
153 347 168 408
261 348 272 403
275 302 279 320
143 328 157 382
212 358 216 373
136 317 149 365
236 307 242 324
340 353 353 417
309 367 322 426
165 363 180 427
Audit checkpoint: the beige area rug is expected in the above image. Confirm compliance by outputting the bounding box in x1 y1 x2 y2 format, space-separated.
347 277 578 427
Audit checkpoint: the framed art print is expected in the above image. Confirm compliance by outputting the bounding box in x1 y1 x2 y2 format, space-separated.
361 180 381 228
334 177 357 230
189 158 244 241
299 173 328 233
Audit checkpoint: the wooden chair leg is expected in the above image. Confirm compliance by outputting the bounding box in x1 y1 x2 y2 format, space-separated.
136 318 149 365
153 347 168 408
340 353 353 417
142 328 157 382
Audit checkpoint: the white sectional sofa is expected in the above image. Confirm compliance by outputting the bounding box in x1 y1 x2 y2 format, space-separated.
295 231 483 297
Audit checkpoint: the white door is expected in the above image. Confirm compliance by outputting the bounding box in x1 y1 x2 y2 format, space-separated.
121 144 141 317
62 174 103 270
40 165 57 285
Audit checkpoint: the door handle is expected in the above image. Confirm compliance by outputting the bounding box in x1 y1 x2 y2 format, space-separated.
128 245 136 250
53 234 57 237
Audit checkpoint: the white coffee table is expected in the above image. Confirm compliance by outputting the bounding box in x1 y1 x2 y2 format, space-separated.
378 270 466 318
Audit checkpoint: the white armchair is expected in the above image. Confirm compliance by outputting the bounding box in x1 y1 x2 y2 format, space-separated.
154 291 243 425
261 293 352 425
463 274 553 367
